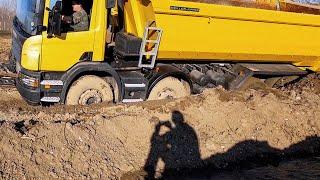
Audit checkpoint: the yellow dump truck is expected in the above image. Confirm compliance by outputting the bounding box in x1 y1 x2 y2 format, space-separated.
10 0 320 105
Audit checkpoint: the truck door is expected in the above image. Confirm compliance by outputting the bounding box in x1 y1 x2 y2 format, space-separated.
40 0 95 72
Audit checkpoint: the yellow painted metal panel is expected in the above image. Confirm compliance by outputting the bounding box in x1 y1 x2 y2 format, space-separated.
124 0 156 37
21 35 42 71
41 31 95 71
145 0 320 71
92 0 107 61
155 14 320 59
153 0 320 26
39 0 105 72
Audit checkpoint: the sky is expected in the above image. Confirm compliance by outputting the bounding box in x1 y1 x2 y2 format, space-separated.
0 0 6 5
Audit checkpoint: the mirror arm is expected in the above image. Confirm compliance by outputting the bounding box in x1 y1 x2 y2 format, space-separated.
46 7 52 12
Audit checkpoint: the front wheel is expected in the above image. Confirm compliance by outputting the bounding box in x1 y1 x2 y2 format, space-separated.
148 77 191 101
66 75 114 105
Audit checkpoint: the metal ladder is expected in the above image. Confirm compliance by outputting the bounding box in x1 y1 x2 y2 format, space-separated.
138 26 163 69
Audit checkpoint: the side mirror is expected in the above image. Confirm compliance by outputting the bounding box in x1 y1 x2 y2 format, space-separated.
54 1 63 12
47 1 62 37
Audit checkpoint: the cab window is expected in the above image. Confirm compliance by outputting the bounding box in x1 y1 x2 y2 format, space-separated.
49 0 93 32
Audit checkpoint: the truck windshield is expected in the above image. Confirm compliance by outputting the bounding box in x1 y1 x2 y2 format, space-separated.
16 0 44 35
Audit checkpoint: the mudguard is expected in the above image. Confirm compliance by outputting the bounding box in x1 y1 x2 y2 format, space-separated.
146 64 193 96
60 62 123 103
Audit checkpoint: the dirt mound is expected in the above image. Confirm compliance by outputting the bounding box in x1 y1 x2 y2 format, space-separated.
0 36 320 179
285 73 320 95
0 85 319 179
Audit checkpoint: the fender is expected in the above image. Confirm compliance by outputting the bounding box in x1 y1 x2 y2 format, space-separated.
147 64 193 96
60 62 123 103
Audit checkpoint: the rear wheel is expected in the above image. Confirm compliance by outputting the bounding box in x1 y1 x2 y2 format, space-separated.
66 75 114 105
148 77 191 101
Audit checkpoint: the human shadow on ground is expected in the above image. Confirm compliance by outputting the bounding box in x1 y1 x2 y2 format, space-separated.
122 111 320 179
143 111 202 179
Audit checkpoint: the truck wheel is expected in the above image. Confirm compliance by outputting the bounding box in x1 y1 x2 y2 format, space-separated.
148 77 191 101
66 75 114 105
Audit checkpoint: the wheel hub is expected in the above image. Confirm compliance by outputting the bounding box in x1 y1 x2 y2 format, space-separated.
79 90 102 105
157 88 175 99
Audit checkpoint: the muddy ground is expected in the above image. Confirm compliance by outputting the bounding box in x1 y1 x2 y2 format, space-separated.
0 36 320 179
0 36 10 63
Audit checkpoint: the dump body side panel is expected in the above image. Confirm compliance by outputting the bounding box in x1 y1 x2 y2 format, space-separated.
129 0 320 71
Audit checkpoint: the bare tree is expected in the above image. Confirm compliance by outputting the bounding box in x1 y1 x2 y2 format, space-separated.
1 0 16 11
0 0 16 32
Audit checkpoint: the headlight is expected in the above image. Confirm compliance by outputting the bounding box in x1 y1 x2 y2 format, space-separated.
18 73 39 88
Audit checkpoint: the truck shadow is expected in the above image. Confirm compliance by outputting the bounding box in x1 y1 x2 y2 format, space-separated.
122 111 320 179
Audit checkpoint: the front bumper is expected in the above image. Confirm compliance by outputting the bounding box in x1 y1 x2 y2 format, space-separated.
15 68 41 105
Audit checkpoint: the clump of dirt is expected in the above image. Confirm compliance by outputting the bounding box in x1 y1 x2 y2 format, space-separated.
285 73 320 95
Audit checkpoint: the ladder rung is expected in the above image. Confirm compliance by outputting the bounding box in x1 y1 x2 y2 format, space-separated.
143 52 157 56
146 40 159 43
147 27 162 31
139 26 163 68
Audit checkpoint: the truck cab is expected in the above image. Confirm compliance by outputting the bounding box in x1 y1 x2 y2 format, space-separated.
13 0 188 105
14 0 115 104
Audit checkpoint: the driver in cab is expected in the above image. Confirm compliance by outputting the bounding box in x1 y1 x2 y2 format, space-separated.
62 0 89 32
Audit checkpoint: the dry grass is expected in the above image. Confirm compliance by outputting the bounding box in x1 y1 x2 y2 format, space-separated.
0 36 11 62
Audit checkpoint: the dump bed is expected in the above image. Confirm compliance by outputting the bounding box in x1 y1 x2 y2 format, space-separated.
181 0 320 15
124 0 320 71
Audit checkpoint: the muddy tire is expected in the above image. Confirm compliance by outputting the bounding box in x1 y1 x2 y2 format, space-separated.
148 77 191 101
66 75 114 105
